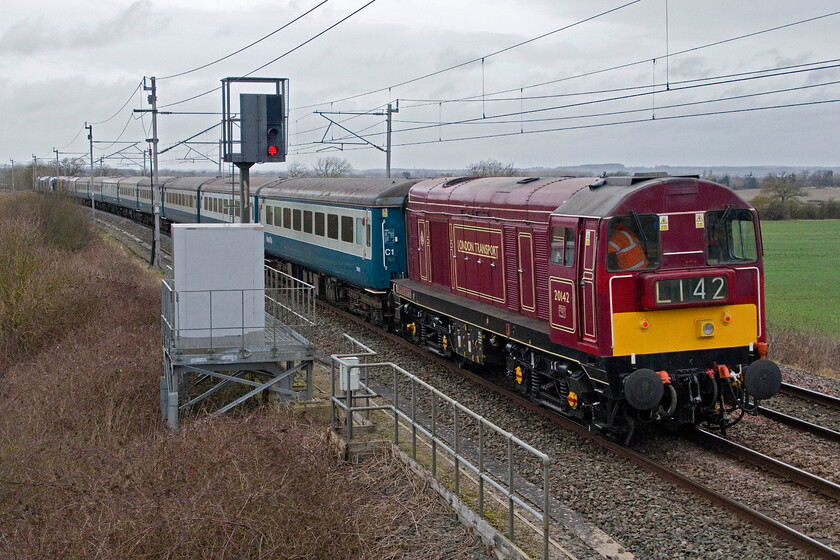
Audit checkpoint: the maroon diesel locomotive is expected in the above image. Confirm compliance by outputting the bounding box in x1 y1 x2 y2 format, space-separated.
392 175 781 441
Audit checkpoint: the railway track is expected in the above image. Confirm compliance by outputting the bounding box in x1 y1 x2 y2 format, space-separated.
758 382 840 443
781 382 840 407
319 300 840 560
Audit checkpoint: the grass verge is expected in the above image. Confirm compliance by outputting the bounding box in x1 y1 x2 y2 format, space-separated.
761 220 839 376
0 194 486 559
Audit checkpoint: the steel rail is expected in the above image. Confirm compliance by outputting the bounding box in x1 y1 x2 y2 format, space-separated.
758 405 840 444
318 301 840 560
692 428 840 500
781 382 840 409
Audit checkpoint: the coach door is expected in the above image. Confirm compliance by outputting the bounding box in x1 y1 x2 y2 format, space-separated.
546 217 578 345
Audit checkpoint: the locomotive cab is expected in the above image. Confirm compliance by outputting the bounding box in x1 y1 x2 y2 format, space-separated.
547 176 781 437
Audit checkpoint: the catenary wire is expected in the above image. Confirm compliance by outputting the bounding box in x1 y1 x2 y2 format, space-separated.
286 98 840 155
402 10 840 108
296 8 840 115
390 99 840 148
292 0 643 111
158 0 329 80
293 62 840 145
289 12 840 142
159 0 377 109
89 79 144 125
398 58 840 108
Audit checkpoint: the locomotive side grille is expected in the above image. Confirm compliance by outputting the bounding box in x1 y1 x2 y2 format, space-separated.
533 227 550 321
504 225 520 312
408 213 420 281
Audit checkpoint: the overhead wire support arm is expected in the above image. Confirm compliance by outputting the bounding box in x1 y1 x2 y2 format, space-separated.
316 112 386 151
315 101 398 176
159 122 222 155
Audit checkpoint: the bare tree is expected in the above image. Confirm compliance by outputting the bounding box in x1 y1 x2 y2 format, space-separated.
285 161 310 178
313 156 353 178
761 172 804 219
464 158 518 177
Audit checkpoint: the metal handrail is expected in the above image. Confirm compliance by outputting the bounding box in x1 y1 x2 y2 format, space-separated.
329 335 551 559
160 264 315 353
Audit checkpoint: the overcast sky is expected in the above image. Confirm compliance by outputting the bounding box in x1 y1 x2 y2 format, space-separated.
2 0 839 173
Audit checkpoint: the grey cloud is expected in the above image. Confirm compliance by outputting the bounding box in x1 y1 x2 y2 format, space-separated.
0 1 166 55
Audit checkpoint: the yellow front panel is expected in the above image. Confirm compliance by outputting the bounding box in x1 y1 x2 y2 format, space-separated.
612 304 757 356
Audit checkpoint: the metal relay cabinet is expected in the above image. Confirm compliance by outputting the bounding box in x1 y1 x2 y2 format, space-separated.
171 223 265 349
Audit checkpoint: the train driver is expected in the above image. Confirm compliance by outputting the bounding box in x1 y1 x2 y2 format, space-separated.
607 219 649 271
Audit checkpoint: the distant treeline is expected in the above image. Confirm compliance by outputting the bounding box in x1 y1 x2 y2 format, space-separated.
705 169 836 190
706 170 840 220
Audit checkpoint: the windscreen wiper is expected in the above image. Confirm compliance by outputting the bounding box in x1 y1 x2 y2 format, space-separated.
714 204 733 231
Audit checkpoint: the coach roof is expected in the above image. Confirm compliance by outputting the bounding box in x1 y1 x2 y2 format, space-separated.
257 177 419 207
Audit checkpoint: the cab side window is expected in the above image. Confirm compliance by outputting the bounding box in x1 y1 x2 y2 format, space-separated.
550 227 575 266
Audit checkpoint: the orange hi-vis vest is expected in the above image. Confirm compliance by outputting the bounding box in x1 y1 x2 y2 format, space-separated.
608 224 649 270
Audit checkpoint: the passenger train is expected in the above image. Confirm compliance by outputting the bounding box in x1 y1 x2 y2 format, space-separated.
38 172 782 442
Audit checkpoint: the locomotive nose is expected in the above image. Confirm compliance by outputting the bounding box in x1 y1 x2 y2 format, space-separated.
623 368 664 410
743 359 782 400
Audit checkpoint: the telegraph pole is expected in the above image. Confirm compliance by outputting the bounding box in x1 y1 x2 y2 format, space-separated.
9 159 14 192
53 148 59 188
144 76 162 269
85 123 96 223
32 154 37 190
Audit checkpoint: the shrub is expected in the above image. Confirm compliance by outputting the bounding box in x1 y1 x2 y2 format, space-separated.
768 324 840 378
0 195 96 360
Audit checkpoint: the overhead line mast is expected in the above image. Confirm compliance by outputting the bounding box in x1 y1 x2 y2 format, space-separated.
139 77 162 269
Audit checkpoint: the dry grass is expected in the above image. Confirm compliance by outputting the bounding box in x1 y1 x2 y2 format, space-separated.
0 195 97 359
767 325 840 379
0 195 485 560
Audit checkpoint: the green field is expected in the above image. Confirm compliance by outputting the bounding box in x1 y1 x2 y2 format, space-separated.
761 220 840 338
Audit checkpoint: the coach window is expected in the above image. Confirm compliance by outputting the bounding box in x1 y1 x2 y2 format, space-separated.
303 210 313 234
327 214 339 240
315 212 325 236
341 216 354 243
366 221 371 247
706 208 758 264
293 209 302 231
283 208 292 229
606 215 660 272
266 206 273 225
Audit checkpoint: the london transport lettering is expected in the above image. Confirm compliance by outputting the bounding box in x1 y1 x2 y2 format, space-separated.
456 239 499 259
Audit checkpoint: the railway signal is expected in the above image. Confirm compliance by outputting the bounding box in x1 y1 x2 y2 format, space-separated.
221 77 289 224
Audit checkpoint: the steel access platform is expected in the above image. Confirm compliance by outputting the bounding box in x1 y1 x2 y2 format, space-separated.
160 264 315 429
